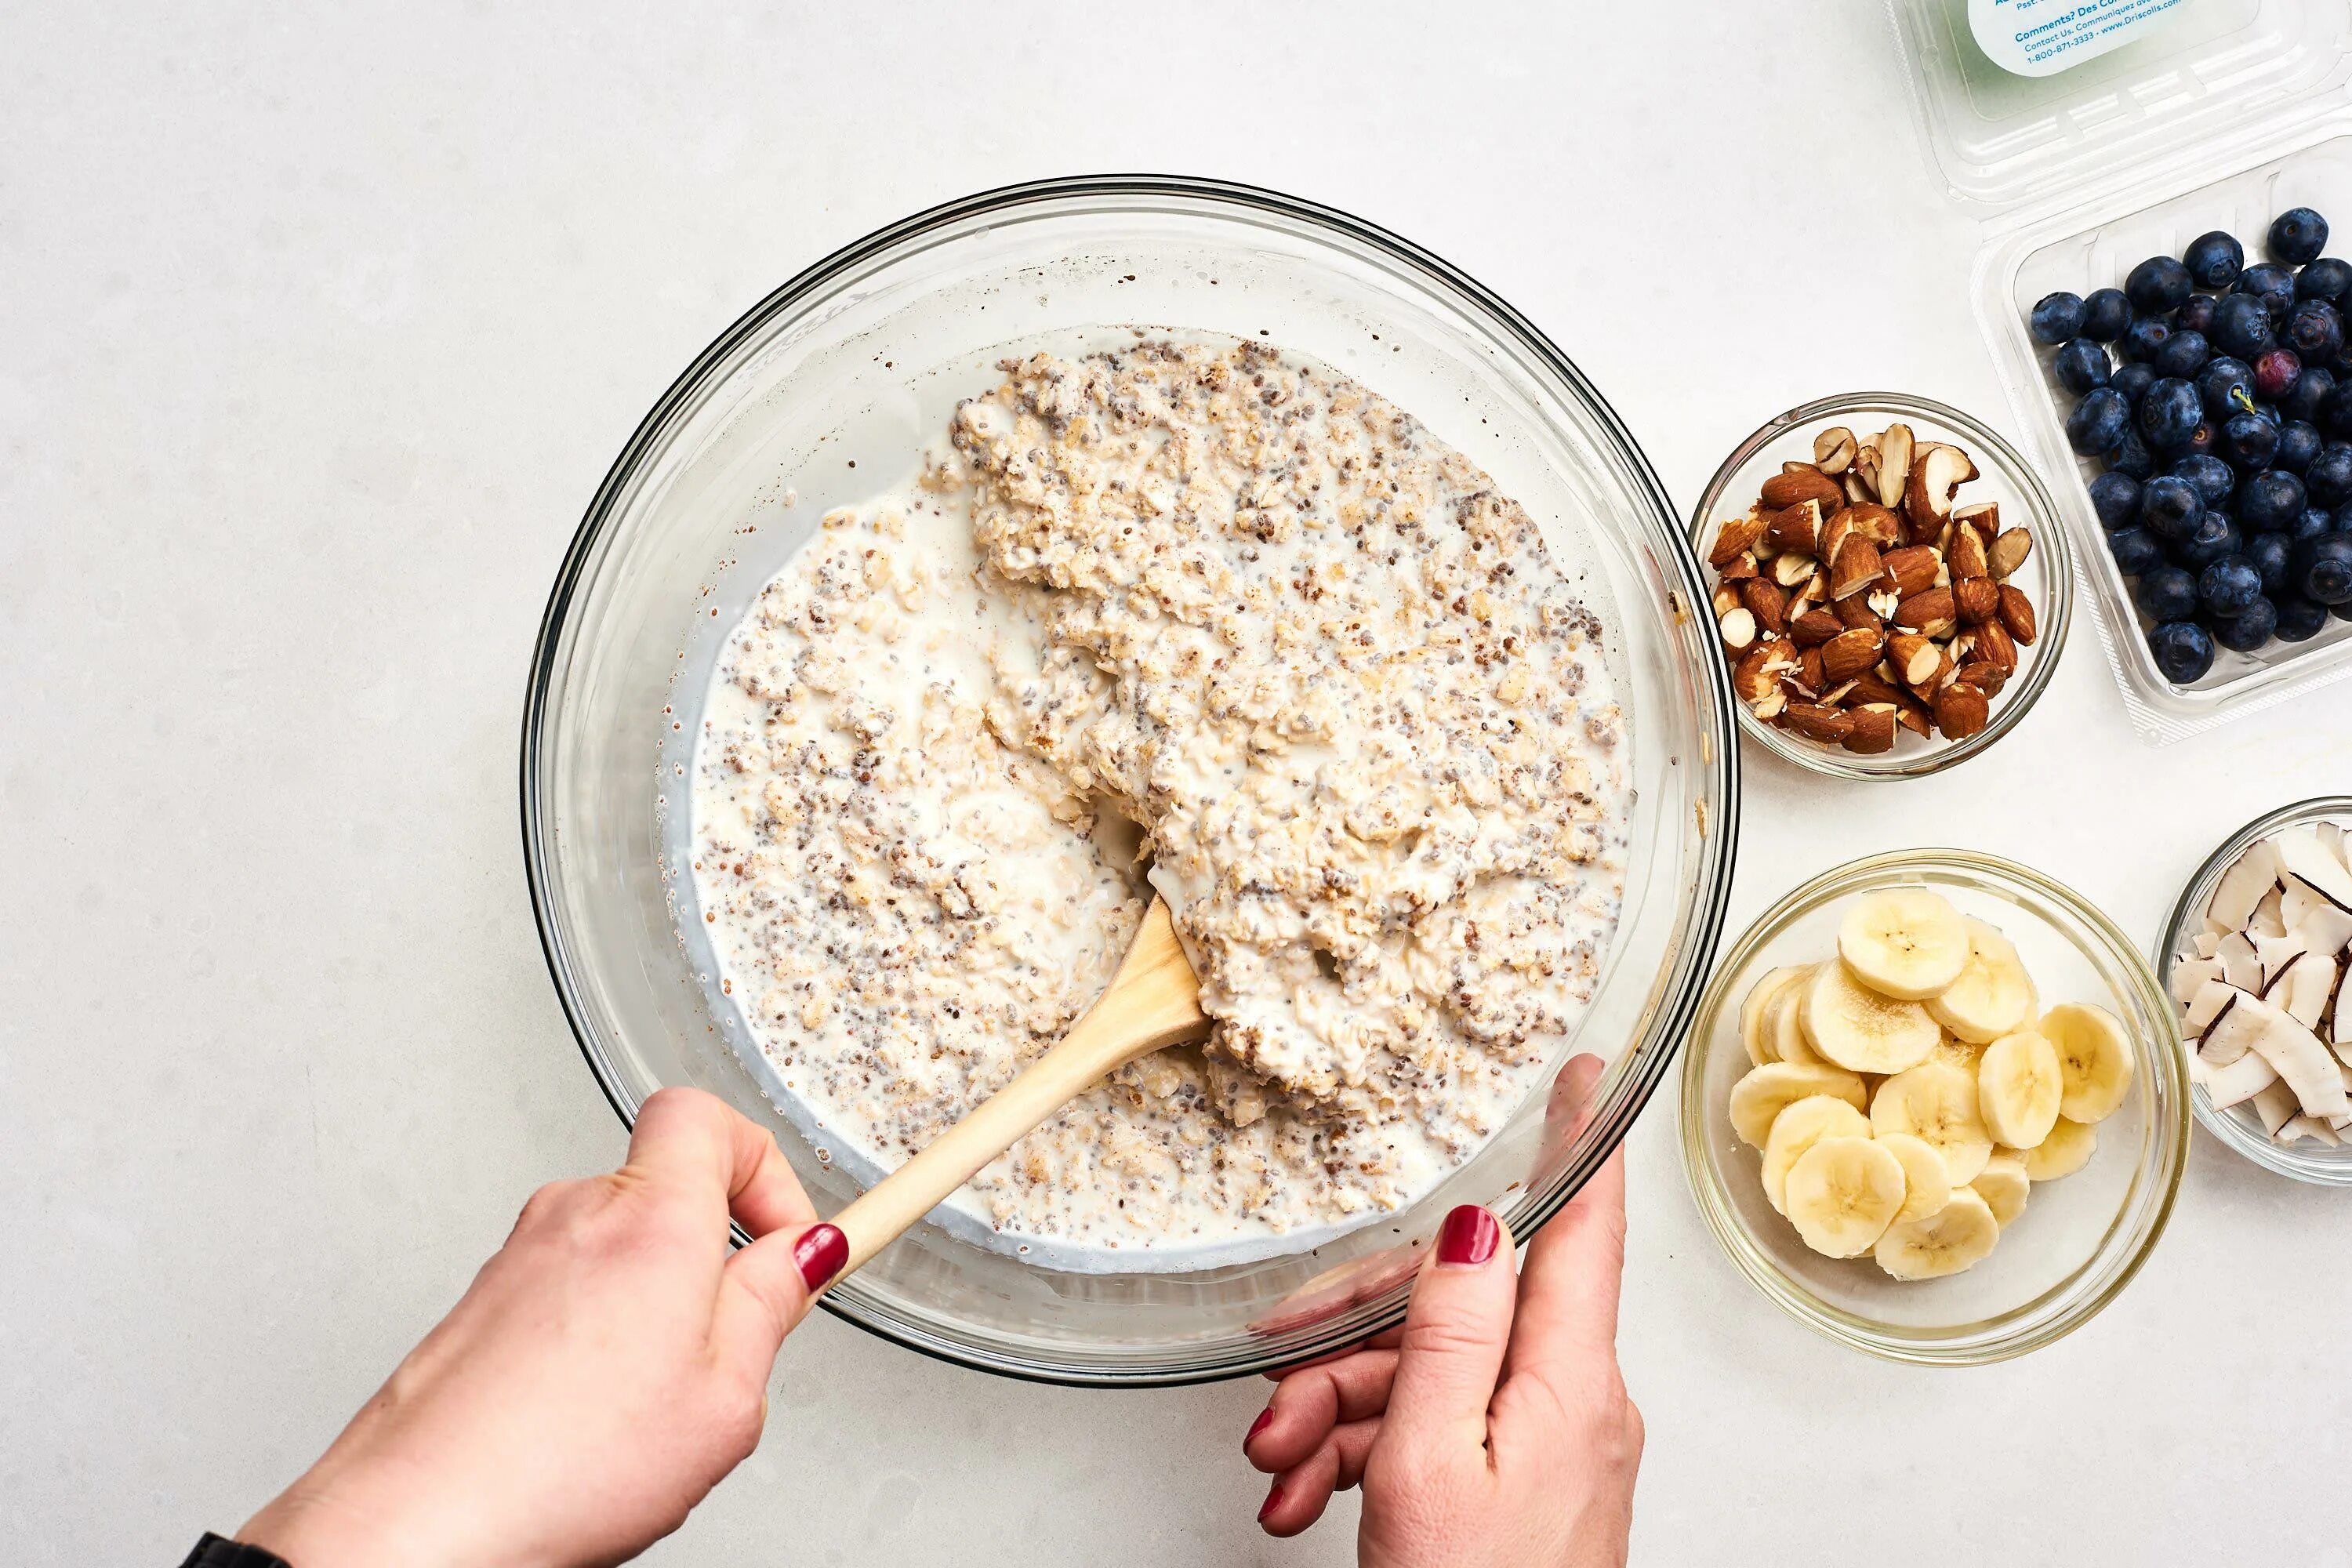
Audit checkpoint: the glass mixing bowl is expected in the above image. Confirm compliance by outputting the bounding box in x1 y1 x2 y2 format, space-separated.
1680 851 2187 1364
522 176 1740 1385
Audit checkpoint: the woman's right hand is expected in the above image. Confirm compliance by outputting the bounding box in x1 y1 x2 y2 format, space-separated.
1243 1058 1643 1566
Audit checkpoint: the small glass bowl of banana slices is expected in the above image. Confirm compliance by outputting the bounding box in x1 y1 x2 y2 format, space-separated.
1681 851 2189 1364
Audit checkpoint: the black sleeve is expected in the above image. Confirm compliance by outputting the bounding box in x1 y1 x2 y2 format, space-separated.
179 1533 291 1568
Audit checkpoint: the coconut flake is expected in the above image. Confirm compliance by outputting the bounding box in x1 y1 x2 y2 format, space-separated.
2277 1114 2342 1146
2199 991 2264 1065
2249 1004 2352 1120
2185 978 2240 1032
2252 1078 2302 1138
2219 931 2262 992
2204 1047 2281 1109
2277 826 2352 914
2171 956 2223 1004
2252 885 2288 939
2280 953 2338 1032
2209 840 2281 931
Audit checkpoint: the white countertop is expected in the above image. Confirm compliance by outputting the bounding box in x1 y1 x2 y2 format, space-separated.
8 4 2350 1563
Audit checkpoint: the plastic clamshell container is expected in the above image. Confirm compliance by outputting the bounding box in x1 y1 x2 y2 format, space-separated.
1889 0 2352 741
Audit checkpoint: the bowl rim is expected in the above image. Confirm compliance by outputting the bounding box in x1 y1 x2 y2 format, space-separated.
2160 794 2352 1185
1686 390 2076 782
519 172 1743 1386
1679 848 2189 1366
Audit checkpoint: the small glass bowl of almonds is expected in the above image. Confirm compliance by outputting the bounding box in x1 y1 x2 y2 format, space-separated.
1689 393 2074 780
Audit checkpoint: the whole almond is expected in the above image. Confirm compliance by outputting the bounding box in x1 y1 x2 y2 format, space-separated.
1842 705 1898 754
1955 659 2009 696
1835 593 1883 631
1719 606 1758 650
1998 583 2038 644
1880 545 1940 599
1947 522 1990 579
1709 512 1767 568
1779 702 1853 744
1788 608 1845 647
1813 426 1859 475
1820 626 1886 682
1765 499 1824 555
1933 683 1991 739
1893 586 1957 636
1760 467 1846 516
1974 617 2019 673
1797 645 1826 695
1831 535 1887 599
1988 527 2034 579
1736 578 1785 636
1953 576 1999 625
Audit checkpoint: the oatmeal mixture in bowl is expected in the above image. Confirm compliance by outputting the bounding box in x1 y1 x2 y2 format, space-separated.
692 337 1632 1268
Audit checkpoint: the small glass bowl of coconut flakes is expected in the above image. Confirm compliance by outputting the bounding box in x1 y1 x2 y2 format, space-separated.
2165 797 2352 1185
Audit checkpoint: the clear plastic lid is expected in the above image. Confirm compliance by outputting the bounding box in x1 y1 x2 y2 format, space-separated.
1892 0 2352 742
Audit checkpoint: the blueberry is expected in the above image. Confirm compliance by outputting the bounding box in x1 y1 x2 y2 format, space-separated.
2238 468 2307 530
2287 299 2346 364
2238 263 2299 324
2122 314 2173 364
2211 292 2275 358
2137 564 2201 621
2276 592 2330 640
2082 287 2133 341
2180 230 2242 289
2183 420 2222 459
2199 555 2264 616
2252 347 2304 402
2278 419 2324 473
2214 596 2280 652
2174 295 2219 336
2110 426 2156 480
2292 506 2338 546
2271 207 2331 266
2139 376 2205 450
2154 328 2212 379
2128 255 2195 314
2110 361 2158 407
2053 337 2111 394
2323 381 2352 440
2198 357 2256 419
2171 453 2236 505
2307 442 2352 505
2247 531 2293 593
2222 410 2282 472
2337 503 2352 532
2139 474 2206 539
2297 258 2352 303
2285 364 2338 423
2177 514 2242 570
2109 524 2165 575
2147 619 2216 682
2303 535 2352 603
2067 387 2132 456
2030 291 2088 345
2088 470 2142 530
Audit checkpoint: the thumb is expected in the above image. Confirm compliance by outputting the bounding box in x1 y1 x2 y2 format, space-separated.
709 1221 845 1377
1382 1204 1518 1460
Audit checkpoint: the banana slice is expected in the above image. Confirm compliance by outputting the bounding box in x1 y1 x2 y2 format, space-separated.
1740 966 1809 1066
1766 982 1824 1067
1729 1062 1870 1148
1760 1094 1871 1214
1802 961 1942 1074
1782 1136 1907 1258
1926 917 2038 1043
1972 1152 2030 1227
2018 1116 2096 1181
1875 1131 1953 1222
1930 1036 1987 1073
2042 1002 2134 1124
1875 1186 2000 1279
1870 1062 1994 1186
1976 1029 2063 1150
1838 887 1970 1000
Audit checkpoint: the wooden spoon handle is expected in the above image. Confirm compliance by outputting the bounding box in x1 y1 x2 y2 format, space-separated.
818 899 1208 1290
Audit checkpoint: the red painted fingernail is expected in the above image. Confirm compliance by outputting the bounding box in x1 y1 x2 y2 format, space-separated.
793 1224 847 1291
1258 1482 1284 1523
1244 1407 1272 1449
1436 1204 1500 1266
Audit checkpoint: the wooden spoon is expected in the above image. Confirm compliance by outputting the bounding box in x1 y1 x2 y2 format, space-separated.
816 896 1208 1290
